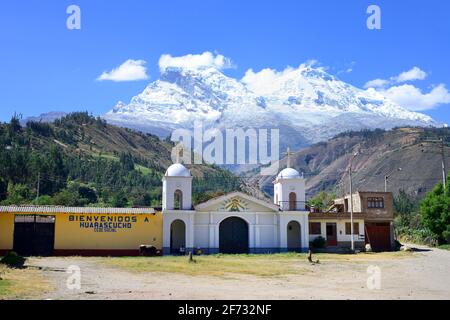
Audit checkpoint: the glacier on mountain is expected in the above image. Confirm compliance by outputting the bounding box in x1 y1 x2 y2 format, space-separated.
103 62 438 149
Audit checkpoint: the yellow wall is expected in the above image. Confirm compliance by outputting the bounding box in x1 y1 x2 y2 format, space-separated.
0 213 14 250
54 212 162 250
0 211 163 252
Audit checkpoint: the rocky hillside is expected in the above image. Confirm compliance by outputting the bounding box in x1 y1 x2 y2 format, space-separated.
247 127 450 199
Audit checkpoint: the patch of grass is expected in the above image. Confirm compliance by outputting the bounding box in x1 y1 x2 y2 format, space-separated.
96 251 414 278
97 253 309 277
135 164 153 175
0 265 52 300
438 244 450 251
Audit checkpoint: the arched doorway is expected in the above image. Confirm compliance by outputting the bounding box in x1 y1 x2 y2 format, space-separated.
219 217 249 254
289 192 297 210
174 189 183 210
170 219 186 254
287 221 301 252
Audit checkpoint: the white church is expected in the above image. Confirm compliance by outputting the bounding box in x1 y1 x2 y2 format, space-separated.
162 162 310 255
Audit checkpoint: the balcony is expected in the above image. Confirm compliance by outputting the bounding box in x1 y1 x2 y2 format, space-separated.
278 201 307 211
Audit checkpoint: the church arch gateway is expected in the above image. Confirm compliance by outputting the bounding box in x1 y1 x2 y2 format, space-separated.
219 217 249 254
287 221 302 252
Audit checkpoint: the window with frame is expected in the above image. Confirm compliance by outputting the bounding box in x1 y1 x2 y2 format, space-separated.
345 222 359 235
309 222 321 235
367 197 384 209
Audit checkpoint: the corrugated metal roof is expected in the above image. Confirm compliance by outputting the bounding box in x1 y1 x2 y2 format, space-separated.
0 206 155 215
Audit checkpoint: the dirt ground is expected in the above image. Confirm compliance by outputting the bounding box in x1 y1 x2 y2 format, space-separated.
24 245 450 300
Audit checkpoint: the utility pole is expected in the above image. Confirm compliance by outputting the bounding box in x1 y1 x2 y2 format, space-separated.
385 168 402 192
348 152 358 252
441 138 447 190
36 172 40 202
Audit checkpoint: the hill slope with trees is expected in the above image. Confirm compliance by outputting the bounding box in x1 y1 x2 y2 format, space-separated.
0 112 241 207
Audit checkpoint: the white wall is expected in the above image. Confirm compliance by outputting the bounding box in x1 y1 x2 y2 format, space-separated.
308 219 365 243
278 212 309 249
162 176 193 210
162 210 195 250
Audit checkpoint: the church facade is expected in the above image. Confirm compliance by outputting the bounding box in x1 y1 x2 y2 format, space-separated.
162 163 310 255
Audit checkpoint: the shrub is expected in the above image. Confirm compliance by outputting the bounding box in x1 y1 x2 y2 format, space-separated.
311 236 326 249
0 252 26 268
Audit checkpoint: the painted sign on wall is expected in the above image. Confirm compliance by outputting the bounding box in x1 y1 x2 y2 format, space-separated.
69 215 138 233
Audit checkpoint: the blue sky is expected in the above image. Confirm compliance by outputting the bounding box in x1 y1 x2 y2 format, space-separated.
1 0 450 123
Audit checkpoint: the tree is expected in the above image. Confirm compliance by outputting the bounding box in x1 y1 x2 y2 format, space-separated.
0 178 7 201
308 191 336 211
51 189 80 206
8 113 22 136
120 152 135 171
110 192 129 208
33 195 52 206
395 190 419 215
78 185 97 204
394 190 420 228
2 183 29 205
420 176 450 244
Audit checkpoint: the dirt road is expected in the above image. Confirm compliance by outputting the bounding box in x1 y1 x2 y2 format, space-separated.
27 245 450 300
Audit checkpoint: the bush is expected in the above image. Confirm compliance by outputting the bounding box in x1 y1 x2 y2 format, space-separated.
33 195 52 206
419 179 450 244
0 252 26 268
311 236 326 249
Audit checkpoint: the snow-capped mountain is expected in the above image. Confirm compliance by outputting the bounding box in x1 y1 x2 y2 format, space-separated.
103 64 438 149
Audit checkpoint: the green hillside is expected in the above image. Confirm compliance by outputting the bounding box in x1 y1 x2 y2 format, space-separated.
0 112 241 207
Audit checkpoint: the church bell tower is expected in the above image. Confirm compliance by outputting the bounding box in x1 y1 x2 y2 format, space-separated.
273 148 306 211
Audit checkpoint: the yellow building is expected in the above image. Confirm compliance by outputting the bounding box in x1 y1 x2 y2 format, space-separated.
0 206 162 256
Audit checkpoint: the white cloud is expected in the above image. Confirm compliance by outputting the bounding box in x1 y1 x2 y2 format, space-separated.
241 68 287 96
394 66 427 83
364 78 390 89
364 66 449 111
158 52 233 72
97 59 149 82
364 66 428 89
241 62 324 96
383 84 450 111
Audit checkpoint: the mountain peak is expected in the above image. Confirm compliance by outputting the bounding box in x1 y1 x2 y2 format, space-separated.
104 63 440 149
